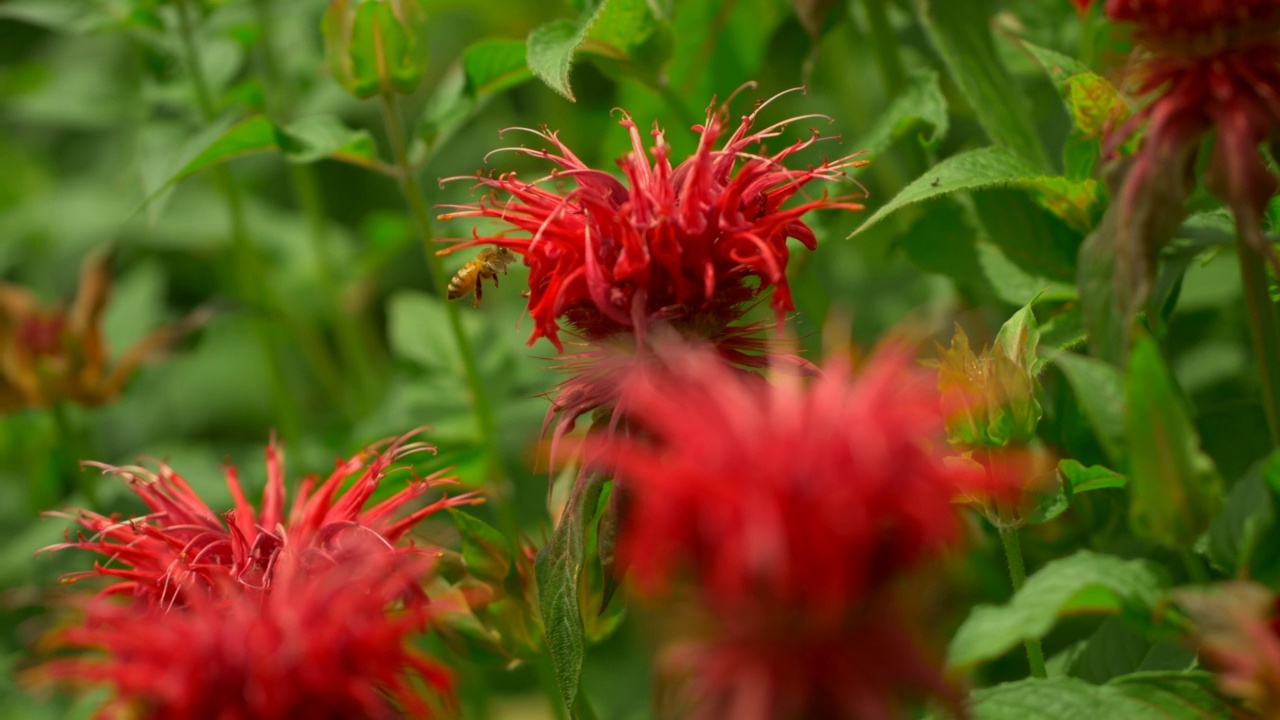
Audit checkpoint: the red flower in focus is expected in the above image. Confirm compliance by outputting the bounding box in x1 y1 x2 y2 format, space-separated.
38 552 455 719
437 90 867 353
1105 0 1280 273
45 430 480 606
584 341 1016 717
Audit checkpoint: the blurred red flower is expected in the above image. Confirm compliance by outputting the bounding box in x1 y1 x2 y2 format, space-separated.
1178 582 1280 716
437 90 867 353
1104 0 1280 269
584 341 1017 717
45 430 480 606
38 551 455 720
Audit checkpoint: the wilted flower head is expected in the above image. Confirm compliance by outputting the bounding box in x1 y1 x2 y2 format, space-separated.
1101 0 1280 282
37 551 455 719
1177 582 1280 716
45 430 480 606
583 340 1017 717
0 253 202 414
437 90 867 353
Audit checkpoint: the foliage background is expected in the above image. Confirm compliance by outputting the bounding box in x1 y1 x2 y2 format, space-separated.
0 0 1268 717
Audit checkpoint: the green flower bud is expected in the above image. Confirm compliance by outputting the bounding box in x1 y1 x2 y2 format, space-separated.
936 324 1042 449
323 0 428 99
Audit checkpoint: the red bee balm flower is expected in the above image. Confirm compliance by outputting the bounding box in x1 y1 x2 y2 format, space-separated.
39 552 455 719
1105 0 1280 272
45 430 480 606
585 342 1017 718
437 91 867 353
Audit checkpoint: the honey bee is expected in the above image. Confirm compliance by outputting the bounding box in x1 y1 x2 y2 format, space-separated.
447 247 517 306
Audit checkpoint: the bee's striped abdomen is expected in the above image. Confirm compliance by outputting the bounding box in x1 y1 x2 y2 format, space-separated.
447 267 476 300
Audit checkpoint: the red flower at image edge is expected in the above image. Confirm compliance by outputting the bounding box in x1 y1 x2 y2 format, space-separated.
38 552 455 720
437 90 868 353
584 342 1018 717
1104 0 1280 262
44 430 480 606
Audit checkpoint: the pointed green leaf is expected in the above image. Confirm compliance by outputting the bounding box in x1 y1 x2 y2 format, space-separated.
536 472 607 712
1052 352 1127 466
1205 452 1280 575
462 40 534 96
853 147 1038 237
949 551 1167 669
960 673 1236 720
275 115 378 168
1022 39 1130 140
1058 459 1129 494
854 68 949 165
913 0 1049 169
527 19 587 101
1126 333 1225 549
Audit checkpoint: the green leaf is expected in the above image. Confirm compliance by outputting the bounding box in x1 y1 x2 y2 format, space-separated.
855 147 1092 245
1106 672 1241 718
995 300 1044 376
275 115 379 168
174 116 279 184
962 673 1236 720
855 68 949 163
976 243 1077 306
1022 39 1130 140
948 550 1167 669
1205 451 1280 575
913 0 1049 169
1125 333 1225 549
536 472 607 712
527 19 587 101
582 0 672 72
854 147 1038 238
1052 352 1127 467
1058 459 1128 494
526 0 670 101
462 40 534 96
449 509 513 584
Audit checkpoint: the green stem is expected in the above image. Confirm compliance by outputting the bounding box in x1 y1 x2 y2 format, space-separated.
175 0 298 442
252 0 382 413
1238 243 1280 448
863 0 907 95
377 94 516 533
999 524 1047 678
49 403 93 506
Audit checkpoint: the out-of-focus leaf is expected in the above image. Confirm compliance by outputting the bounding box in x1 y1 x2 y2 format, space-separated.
913 0 1049 169
449 509 513 584
854 68 949 164
1068 618 1194 684
275 115 379 167
536 472 607 713
976 243 1077 306
1125 333 1224 549
958 673 1236 720
1058 459 1128 494
949 551 1168 670
0 0 110 33
1053 351 1127 467
1205 452 1280 576
462 40 534 96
